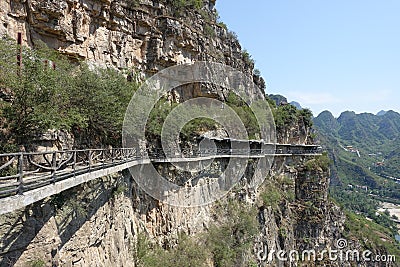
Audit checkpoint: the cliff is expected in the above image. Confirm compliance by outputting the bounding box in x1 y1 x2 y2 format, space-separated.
0 0 262 83
0 1 397 266
0 157 348 267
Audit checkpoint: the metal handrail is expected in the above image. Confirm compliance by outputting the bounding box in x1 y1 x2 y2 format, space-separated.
0 144 322 199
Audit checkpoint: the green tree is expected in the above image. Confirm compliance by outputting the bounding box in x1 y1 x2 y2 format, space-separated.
0 38 139 149
297 108 313 128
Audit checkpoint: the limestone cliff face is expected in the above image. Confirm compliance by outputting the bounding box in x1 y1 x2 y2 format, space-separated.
0 0 260 81
0 1 381 267
0 151 352 267
0 175 137 266
0 171 217 266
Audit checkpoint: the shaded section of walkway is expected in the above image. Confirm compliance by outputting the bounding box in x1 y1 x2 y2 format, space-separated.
0 144 322 214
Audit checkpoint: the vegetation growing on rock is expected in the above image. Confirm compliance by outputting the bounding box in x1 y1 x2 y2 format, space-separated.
0 38 139 150
304 152 330 172
344 211 400 260
135 200 259 267
314 110 400 241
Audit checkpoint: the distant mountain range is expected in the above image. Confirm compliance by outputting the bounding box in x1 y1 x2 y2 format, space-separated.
313 110 400 202
377 110 388 116
315 110 400 145
268 94 302 109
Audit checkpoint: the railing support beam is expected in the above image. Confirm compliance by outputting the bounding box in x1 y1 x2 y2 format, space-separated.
17 153 24 194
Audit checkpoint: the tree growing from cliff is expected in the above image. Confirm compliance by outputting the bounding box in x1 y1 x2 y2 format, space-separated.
272 103 314 142
169 0 204 16
0 38 139 149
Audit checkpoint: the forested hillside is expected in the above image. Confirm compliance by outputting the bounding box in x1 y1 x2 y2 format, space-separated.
314 110 400 238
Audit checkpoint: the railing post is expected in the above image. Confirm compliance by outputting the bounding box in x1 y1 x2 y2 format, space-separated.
51 151 57 183
17 153 24 194
73 150 77 177
88 149 92 171
102 149 105 169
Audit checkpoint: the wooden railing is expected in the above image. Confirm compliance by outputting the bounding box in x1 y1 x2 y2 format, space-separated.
0 144 322 199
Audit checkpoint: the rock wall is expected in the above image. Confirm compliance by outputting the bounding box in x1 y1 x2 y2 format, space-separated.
0 168 216 266
0 156 348 267
0 174 137 266
0 1 388 266
0 0 262 83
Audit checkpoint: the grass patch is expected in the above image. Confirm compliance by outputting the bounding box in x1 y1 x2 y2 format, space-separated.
28 259 45 267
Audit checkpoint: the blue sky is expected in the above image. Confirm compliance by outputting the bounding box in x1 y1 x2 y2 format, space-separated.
216 0 400 117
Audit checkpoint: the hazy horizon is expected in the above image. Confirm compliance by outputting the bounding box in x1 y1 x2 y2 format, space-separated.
216 0 400 118
277 95 397 118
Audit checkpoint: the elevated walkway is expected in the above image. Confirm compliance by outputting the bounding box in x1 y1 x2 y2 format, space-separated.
0 143 322 214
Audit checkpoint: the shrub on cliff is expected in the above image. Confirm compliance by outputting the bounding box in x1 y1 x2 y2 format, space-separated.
0 38 139 149
226 91 260 139
134 200 259 266
145 91 261 141
304 152 330 172
145 98 220 140
206 200 259 266
273 104 313 135
260 184 282 208
136 233 210 267
170 0 204 16
273 104 298 133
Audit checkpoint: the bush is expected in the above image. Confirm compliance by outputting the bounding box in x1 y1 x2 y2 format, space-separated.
304 152 330 172
181 118 219 137
112 183 127 196
206 201 258 266
227 30 238 40
260 183 282 208
217 21 227 30
146 91 261 140
145 98 220 139
136 233 210 267
134 200 259 267
272 104 314 136
297 108 313 128
226 92 260 139
203 24 215 37
0 38 139 148
28 259 45 267
170 0 203 16
126 0 140 8
273 104 298 132
242 49 255 66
